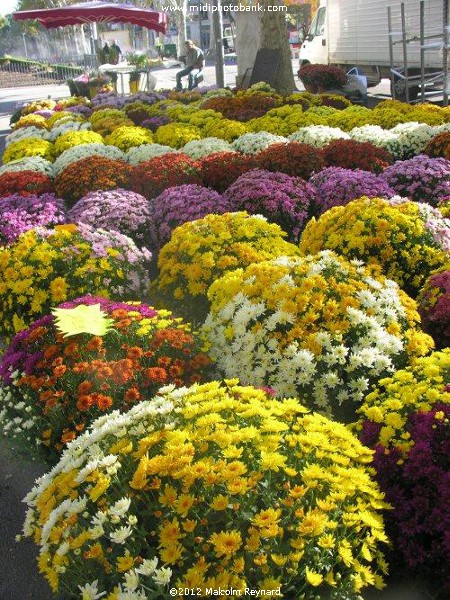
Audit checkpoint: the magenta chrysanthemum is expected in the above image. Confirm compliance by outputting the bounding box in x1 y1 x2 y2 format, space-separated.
222 169 314 241
149 184 231 249
309 167 395 215
68 188 151 244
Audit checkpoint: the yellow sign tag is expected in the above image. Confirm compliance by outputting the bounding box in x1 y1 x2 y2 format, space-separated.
51 303 114 337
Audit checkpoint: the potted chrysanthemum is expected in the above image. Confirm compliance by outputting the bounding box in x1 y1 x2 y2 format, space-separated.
126 52 148 93
297 64 348 94
86 72 111 98
21 380 391 599
0 296 213 462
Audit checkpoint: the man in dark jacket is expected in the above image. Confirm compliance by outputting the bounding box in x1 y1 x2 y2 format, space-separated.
175 39 204 91
109 39 122 65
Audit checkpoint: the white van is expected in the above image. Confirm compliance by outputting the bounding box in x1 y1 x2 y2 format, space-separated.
299 0 446 100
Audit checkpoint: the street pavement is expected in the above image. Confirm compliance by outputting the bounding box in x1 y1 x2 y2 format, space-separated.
0 72 432 600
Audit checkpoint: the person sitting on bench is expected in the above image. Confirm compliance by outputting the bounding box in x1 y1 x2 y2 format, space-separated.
176 40 204 91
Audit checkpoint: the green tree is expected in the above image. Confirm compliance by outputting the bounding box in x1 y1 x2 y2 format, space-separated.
16 0 72 9
151 0 188 57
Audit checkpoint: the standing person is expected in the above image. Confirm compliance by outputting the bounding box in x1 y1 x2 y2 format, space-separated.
97 41 110 64
101 40 121 90
101 41 110 63
175 39 204 91
109 39 122 65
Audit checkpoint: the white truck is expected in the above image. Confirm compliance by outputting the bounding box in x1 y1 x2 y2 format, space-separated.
299 0 447 101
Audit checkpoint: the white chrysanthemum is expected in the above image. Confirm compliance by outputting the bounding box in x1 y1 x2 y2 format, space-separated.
435 122 450 135
125 143 174 165
109 496 132 517
349 377 370 393
75 457 102 483
78 580 106 600
70 495 88 514
321 371 341 388
390 121 436 158
47 119 91 142
349 124 403 158
41 498 72 544
181 136 235 159
91 511 108 526
232 131 287 154
56 541 70 556
5 125 49 147
289 125 350 147
136 557 159 576
0 155 54 177
152 567 172 586
88 525 105 539
203 253 422 417
52 143 124 175
110 524 133 544
202 87 233 100
123 570 140 591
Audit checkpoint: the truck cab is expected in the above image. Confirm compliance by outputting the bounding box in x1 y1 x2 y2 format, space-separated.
299 1 327 67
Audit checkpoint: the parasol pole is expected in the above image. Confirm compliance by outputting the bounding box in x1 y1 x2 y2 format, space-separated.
90 21 99 54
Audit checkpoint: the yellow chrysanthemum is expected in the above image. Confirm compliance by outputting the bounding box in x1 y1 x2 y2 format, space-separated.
209 530 242 558
305 567 323 586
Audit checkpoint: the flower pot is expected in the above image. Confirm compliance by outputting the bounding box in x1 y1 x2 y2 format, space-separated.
88 85 101 99
129 74 141 93
303 82 318 94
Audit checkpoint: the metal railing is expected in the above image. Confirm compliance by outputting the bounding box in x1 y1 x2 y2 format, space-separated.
0 54 97 89
388 0 449 105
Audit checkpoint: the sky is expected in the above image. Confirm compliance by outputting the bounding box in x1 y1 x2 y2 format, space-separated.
1 0 19 18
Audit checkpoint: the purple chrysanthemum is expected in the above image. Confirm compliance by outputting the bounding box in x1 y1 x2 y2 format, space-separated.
222 169 315 241
123 91 167 105
64 105 93 118
149 184 231 249
75 222 152 266
418 268 450 349
380 155 450 205
0 193 67 244
59 295 158 317
33 109 55 119
141 116 171 132
68 188 151 245
309 166 395 215
369 403 450 590
0 314 53 385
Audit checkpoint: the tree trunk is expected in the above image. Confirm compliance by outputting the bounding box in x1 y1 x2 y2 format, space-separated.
175 0 187 57
234 13 260 87
259 0 296 95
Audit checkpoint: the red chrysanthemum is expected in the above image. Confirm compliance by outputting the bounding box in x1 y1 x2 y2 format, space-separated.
131 152 202 199
0 170 53 197
321 139 393 174
54 156 133 207
200 152 258 192
256 142 325 179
